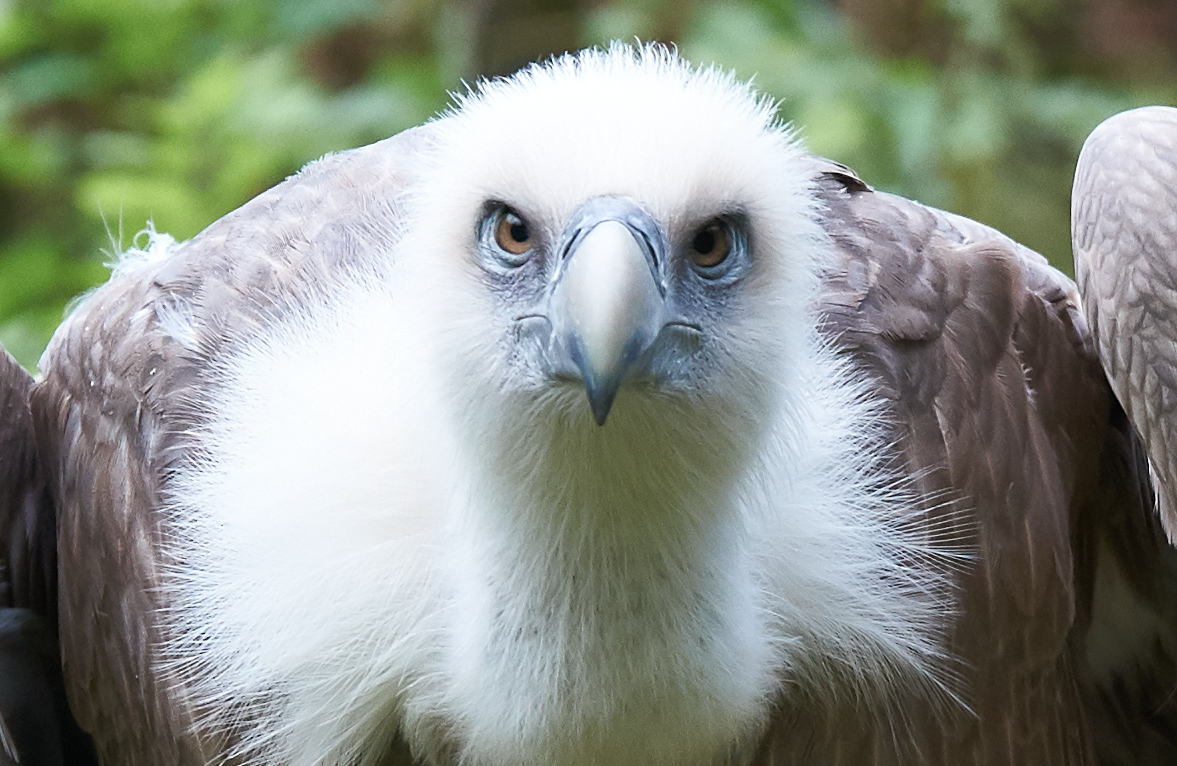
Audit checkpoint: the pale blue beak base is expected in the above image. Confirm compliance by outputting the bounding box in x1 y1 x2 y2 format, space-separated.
547 198 667 425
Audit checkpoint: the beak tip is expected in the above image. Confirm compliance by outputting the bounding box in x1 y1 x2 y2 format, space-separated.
585 379 618 426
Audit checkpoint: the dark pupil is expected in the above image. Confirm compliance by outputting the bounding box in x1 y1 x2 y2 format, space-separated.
509 220 529 243
693 229 716 254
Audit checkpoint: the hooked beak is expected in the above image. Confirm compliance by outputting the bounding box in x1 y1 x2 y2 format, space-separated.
548 198 666 425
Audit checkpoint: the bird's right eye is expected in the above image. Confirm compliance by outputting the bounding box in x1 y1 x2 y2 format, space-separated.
494 209 532 258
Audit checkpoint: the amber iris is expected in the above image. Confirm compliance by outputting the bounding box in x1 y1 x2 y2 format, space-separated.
495 209 532 255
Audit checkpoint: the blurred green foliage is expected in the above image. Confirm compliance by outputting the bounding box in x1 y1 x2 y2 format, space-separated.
0 0 1173 370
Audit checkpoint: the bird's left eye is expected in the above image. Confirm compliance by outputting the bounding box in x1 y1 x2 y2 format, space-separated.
690 221 731 269
495 209 532 257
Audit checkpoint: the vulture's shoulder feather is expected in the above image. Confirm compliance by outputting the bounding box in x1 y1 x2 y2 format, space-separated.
751 164 1177 764
29 126 435 764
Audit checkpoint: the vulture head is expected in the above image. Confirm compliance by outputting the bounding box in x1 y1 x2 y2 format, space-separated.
415 51 820 441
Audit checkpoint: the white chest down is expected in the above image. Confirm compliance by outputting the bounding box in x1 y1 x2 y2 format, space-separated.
161 271 947 766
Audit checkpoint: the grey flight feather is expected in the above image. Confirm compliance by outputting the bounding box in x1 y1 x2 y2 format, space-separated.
1073 105 1177 541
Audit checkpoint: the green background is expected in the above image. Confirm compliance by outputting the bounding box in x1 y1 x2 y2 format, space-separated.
1 0 1174 371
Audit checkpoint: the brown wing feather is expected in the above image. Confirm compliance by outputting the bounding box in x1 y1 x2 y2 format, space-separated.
756 162 1173 764
31 126 435 765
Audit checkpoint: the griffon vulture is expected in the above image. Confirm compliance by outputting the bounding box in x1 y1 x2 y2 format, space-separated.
1 45 1176 766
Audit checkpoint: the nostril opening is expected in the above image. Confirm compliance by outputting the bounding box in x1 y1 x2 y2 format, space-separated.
635 229 658 270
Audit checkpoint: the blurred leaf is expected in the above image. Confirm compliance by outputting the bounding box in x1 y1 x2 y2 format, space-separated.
0 234 58 317
7 53 98 106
